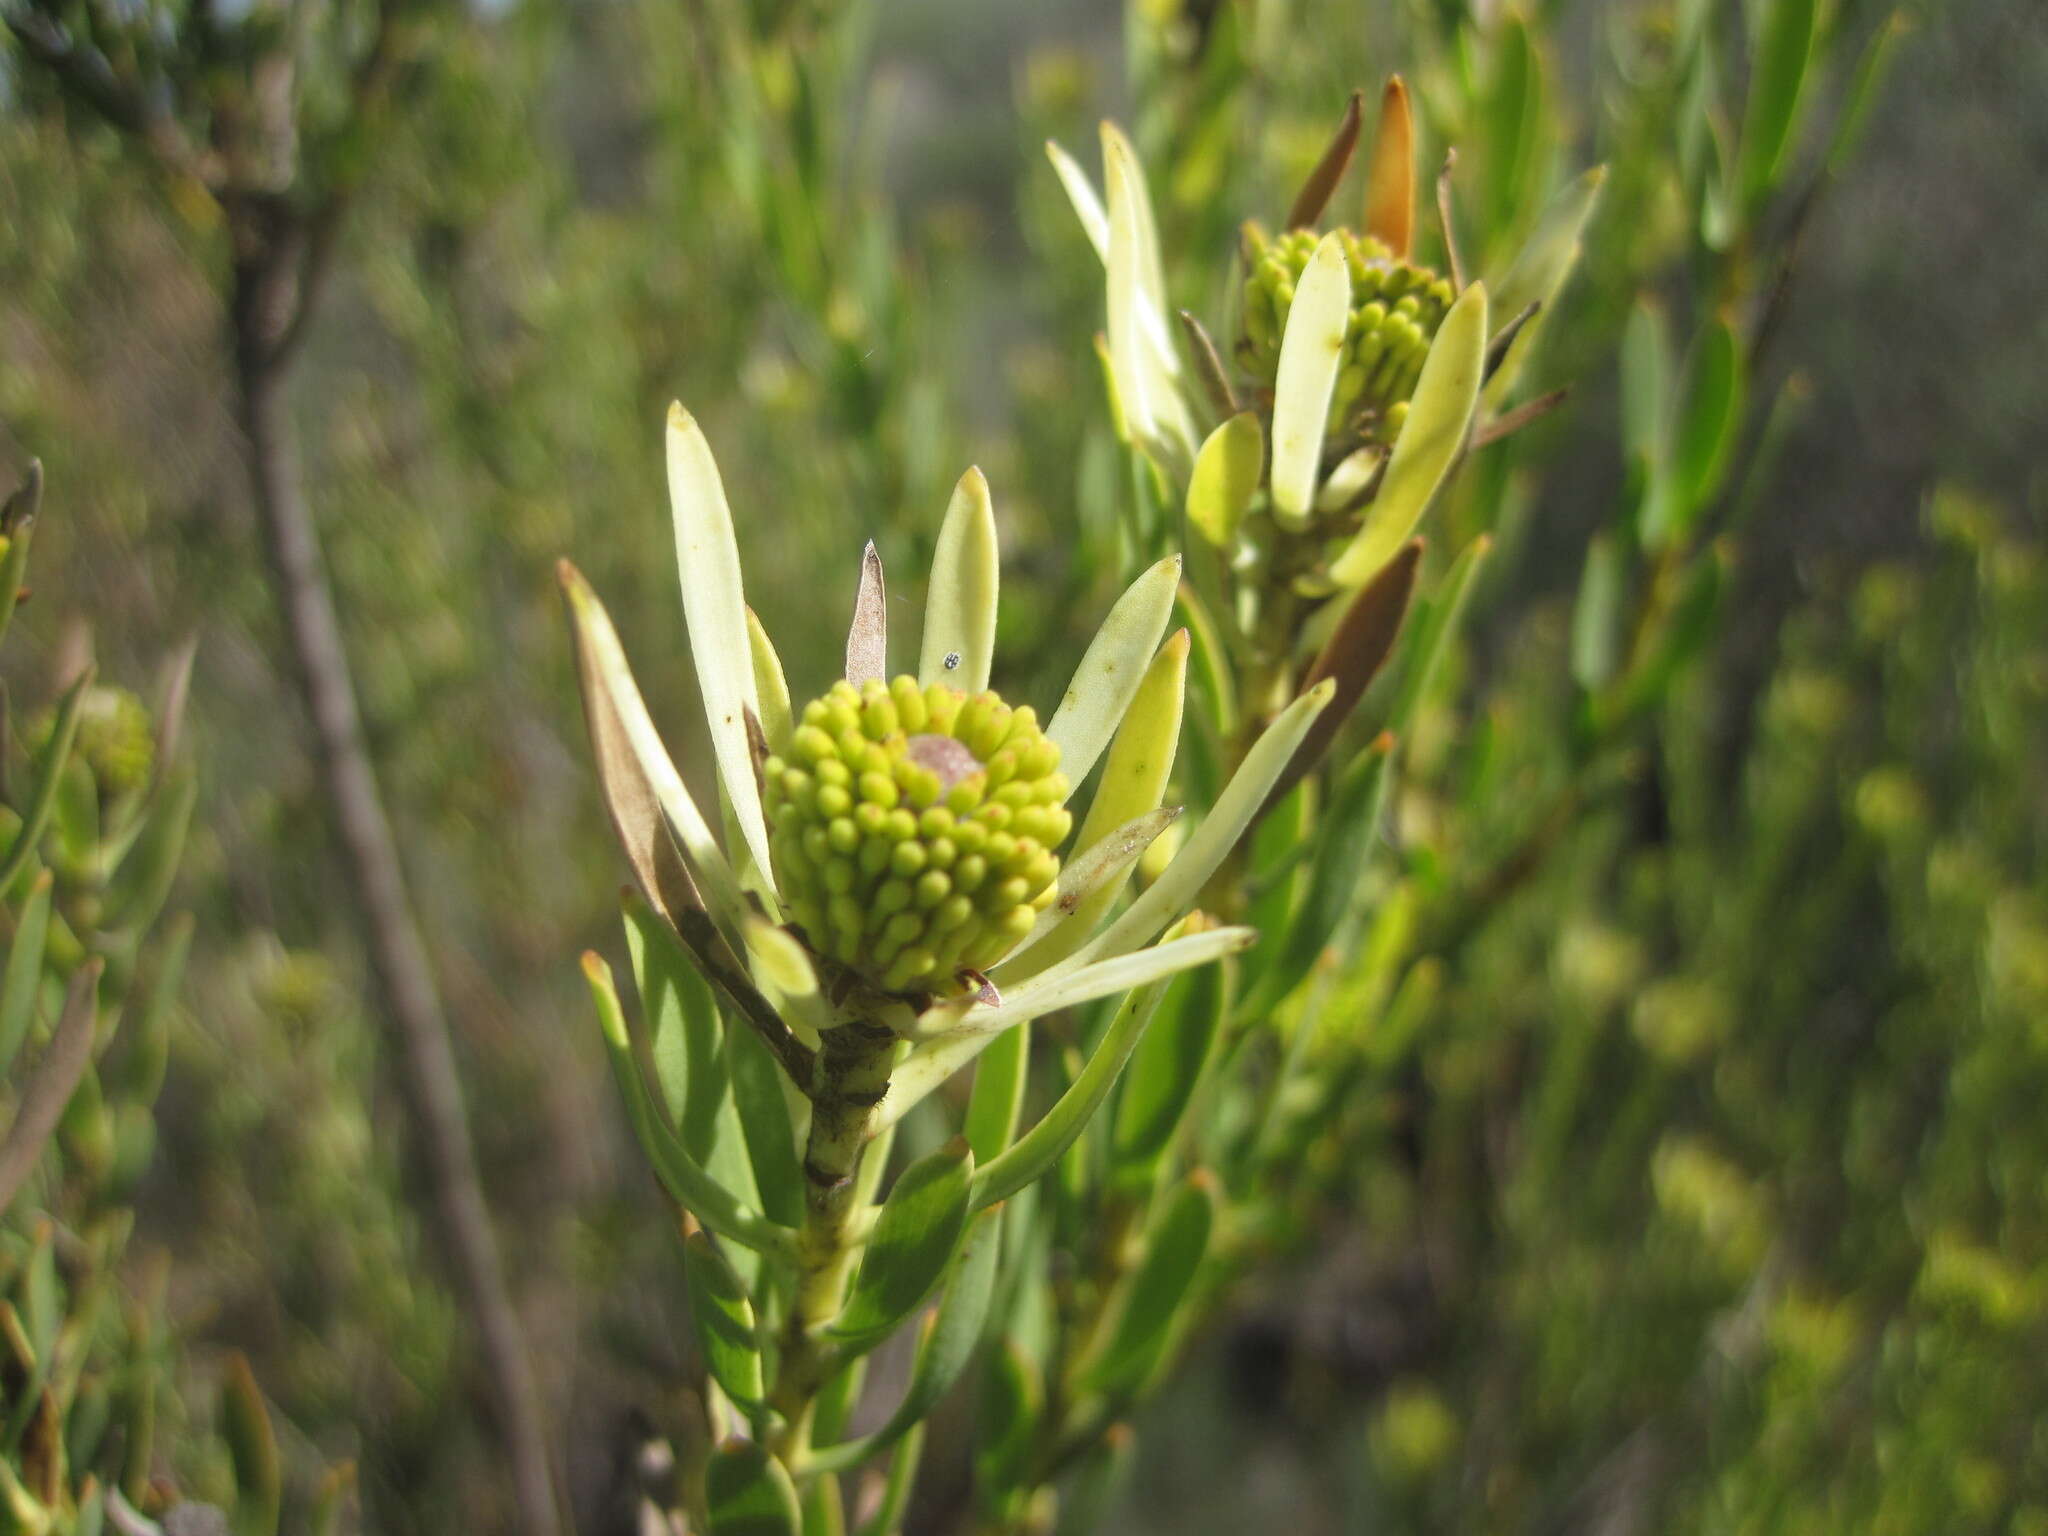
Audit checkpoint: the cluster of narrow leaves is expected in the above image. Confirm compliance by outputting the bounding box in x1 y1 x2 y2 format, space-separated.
0 468 334 1536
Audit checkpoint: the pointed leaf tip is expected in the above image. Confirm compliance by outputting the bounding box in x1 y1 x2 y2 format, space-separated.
920 467 1000 693
665 407 774 884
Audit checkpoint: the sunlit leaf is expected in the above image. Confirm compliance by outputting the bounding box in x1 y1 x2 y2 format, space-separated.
1269 233 1351 529
1044 139 1108 261
667 405 774 885
1045 555 1181 792
1011 633 1187 979
1331 283 1487 587
1185 415 1262 548
1083 680 1334 967
747 608 794 756
919 467 999 694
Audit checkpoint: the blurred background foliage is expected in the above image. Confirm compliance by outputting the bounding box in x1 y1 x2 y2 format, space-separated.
0 0 2041 1530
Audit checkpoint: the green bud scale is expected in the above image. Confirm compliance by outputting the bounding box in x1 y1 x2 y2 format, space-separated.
1241 227 1456 445
762 676 1072 995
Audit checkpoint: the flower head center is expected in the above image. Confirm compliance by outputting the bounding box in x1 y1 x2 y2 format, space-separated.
760 676 1073 995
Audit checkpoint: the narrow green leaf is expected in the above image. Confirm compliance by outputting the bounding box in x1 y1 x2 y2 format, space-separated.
1009 632 1187 980
1003 809 1181 977
667 404 774 885
831 1139 974 1352
747 608 794 757
1481 16 1542 226
975 1339 1041 1503
580 953 790 1256
806 1204 1003 1475
725 1022 806 1230
1739 0 1818 205
625 895 728 1163
102 764 195 936
1671 317 1745 512
1483 167 1606 407
964 1022 1030 1163
1240 734 1398 1018
1825 12 1907 178
1269 232 1351 530
969 976 1171 1211
1572 533 1627 692
1045 555 1181 793
0 871 53 1075
0 666 91 894
1083 681 1335 968
685 1232 767 1411
851 1425 922 1536
1110 961 1225 1182
1620 298 1673 481
221 1352 281 1536
1073 1173 1215 1398
0 963 98 1214
1185 415 1263 548
706 1439 803 1536
938 926 1253 1044
1390 537 1492 731
1643 318 1743 549
1264 541 1421 813
1331 283 1488 587
919 467 1000 694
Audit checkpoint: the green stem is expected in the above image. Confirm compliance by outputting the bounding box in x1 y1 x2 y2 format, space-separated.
769 1018 897 1462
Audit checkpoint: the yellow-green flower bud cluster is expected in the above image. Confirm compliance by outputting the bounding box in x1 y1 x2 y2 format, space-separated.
762 676 1072 995
1241 227 1456 444
42 685 155 800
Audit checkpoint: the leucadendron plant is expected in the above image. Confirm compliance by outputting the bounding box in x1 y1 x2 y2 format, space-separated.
0 467 331 1536
561 406 1332 1531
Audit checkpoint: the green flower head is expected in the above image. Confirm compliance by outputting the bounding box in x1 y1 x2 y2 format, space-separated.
1051 83 1604 592
764 677 1071 992
1240 225 1457 445
562 406 1334 1038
